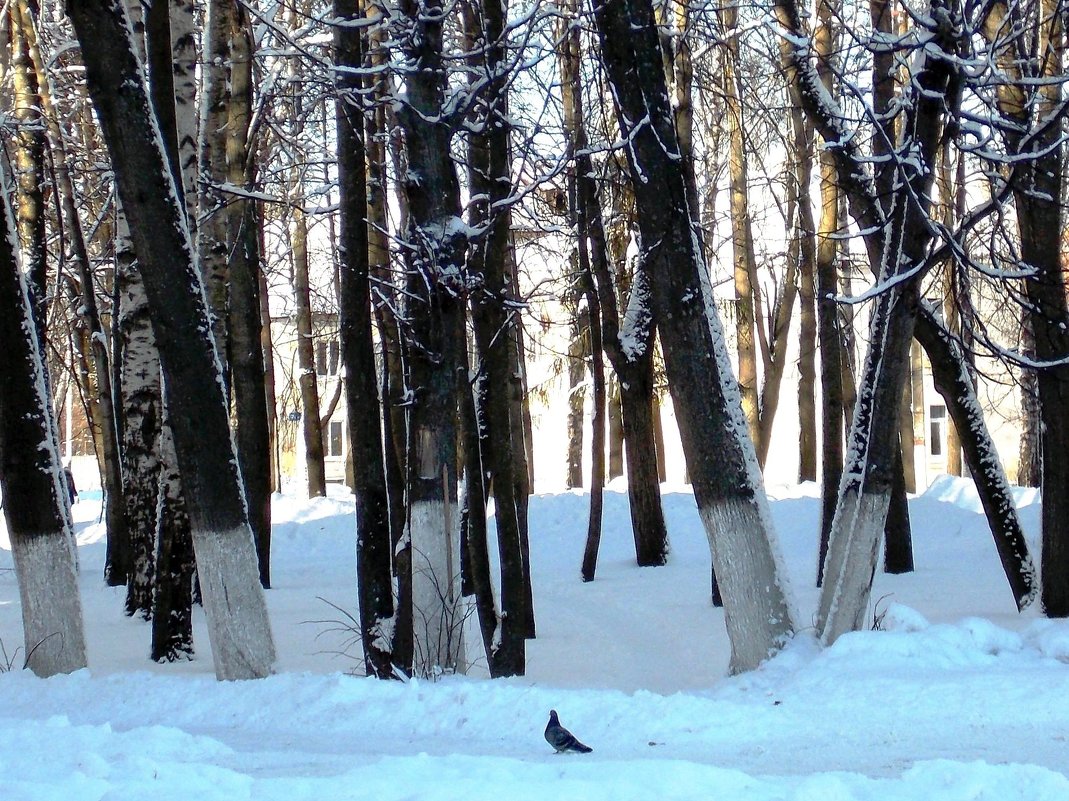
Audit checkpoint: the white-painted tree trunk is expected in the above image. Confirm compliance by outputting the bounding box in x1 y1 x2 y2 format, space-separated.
11 533 87 676
408 498 465 677
0 170 87 677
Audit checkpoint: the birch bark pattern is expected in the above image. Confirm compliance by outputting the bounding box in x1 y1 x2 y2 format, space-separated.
68 0 275 679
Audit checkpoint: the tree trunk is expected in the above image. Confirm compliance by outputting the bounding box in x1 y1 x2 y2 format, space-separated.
773 0 961 641
505 243 535 636
578 225 607 584
292 207 327 497
1018 315 1041 487
0 170 88 677
559 0 669 568
363 2 409 549
811 0 846 586
914 307 1037 609
979 0 1068 614
593 0 795 672
9 1 49 341
462 0 527 673
608 378 624 479
334 0 397 678
19 0 127 585
69 0 276 679
565 300 587 489
196 0 234 371
721 1 760 448
226 9 272 587
151 417 194 662
394 0 468 676
117 253 161 621
794 101 818 483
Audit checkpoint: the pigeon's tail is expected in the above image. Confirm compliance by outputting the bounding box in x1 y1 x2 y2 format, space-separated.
573 741 593 753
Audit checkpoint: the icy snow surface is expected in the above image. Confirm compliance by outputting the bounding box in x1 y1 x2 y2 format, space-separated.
2 478 1068 799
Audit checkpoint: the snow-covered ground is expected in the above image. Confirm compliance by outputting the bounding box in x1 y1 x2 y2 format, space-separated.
2 477 1068 800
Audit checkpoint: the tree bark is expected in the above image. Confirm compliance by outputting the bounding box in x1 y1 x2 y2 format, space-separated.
292 206 327 498
226 8 272 587
559 0 669 567
720 1 761 449
394 0 468 676
9 1 48 341
0 169 88 678
19 0 128 585
593 0 796 672
69 0 276 679
151 417 194 662
335 0 398 677
462 0 527 673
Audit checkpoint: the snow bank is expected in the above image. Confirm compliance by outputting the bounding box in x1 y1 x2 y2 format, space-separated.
2 486 1068 798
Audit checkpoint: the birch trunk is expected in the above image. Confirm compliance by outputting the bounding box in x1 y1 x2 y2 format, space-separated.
226 8 272 586
68 0 276 679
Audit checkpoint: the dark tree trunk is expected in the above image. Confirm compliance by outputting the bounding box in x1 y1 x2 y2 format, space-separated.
0 170 87 677
579 231 607 583
69 0 276 679
883 443 915 574
559 0 669 568
334 0 398 678
1017 323 1042 488
914 307 1036 609
225 12 272 587
21 0 128 586
979 1 1067 614
593 0 795 672
394 0 468 676
565 304 587 489
462 0 527 674
504 246 535 636
619 354 670 565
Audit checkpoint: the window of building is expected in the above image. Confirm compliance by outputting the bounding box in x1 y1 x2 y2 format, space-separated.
929 404 946 457
328 339 340 376
315 339 341 377
315 340 328 376
328 420 344 458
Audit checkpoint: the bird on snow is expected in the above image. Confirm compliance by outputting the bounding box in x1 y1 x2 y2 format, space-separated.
544 710 593 753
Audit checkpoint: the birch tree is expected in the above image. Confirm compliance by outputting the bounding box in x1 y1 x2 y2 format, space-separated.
68 0 276 680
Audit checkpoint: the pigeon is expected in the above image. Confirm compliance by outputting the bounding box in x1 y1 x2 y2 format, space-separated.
544 710 593 753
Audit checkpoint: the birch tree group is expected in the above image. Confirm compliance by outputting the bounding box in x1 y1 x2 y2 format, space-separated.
1 0 1067 681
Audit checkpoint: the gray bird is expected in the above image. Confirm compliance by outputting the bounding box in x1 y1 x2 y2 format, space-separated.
544 710 593 753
